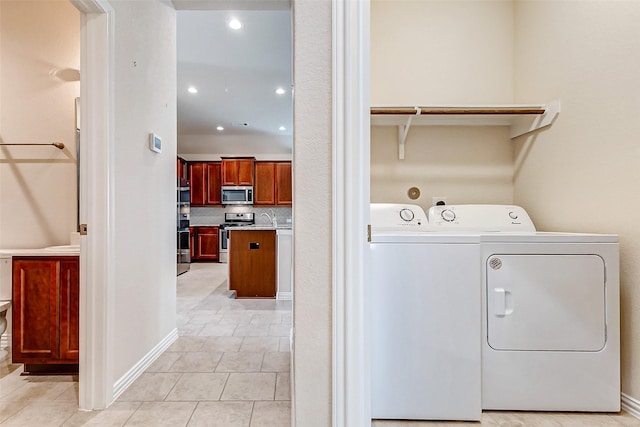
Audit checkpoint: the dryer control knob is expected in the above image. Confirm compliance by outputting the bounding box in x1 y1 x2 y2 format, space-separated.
509 211 518 220
399 208 415 222
441 209 456 222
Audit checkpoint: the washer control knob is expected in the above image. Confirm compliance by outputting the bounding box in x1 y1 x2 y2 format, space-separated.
508 211 518 220
399 208 415 222
441 209 456 222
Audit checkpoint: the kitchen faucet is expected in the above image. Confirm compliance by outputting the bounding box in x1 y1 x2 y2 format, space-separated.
260 209 278 227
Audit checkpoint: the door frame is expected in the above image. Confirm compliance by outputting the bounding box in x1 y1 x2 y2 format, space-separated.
332 0 371 425
71 0 114 410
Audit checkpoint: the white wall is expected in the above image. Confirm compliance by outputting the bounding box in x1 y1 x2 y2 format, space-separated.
178 134 292 157
513 0 640 401
292 0 332 425
110 0 178 384
0 1 79 249
370 0 515 208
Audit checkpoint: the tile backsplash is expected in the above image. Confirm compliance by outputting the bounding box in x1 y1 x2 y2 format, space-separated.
190 206 292 226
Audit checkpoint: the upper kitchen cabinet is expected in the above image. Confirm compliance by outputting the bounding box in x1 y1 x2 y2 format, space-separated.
254 161 292 206
221 158 255 186
189 162 222 206
177 157 187 181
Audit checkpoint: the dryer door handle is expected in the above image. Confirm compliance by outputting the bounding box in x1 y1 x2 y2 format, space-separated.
493 288 513 317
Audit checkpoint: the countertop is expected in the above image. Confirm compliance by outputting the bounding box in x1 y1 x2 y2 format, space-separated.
0 245 80 257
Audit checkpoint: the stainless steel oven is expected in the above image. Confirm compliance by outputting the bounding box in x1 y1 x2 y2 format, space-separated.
219 212 254 263
177 178 191 275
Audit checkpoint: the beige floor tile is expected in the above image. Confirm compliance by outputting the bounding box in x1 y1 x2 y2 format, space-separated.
0 401 29 423
165 372 229 401
199 323 238 337
123 401 196 426
178 324 205 336
267 324 290 337
261 353 290 373
202 336 244 352
220 313 254 326
221 373 276 401
169 351 223 373
1 400 79 426
216 352 264 373
55 382 79 402
552 412 636 426
188 313 223 325
117 373 182 402
146 352 182 372
274 373 290 401
611 412 640 426
167 336 207 352
250 401 291 427
233 325 270 337
69 401 142 426
187 401 253 427
240 337 281 353
278 337 290 352
0 380 74 402
250 313 283 325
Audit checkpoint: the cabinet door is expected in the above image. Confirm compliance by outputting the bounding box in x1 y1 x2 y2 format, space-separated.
189 163 206 205
190 227 197 260
197 227 219 260
177 157 183 180
12 259 60 362
59 259 79 361
206 162 222 205
254 162 276 205
237 159 254 185
221 160 238 186
275 162 292 205
229 230 276 298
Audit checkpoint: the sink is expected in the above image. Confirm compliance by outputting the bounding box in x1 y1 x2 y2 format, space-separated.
43 245 80 252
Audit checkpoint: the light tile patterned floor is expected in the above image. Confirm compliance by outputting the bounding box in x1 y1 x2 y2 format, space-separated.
1 263 640 426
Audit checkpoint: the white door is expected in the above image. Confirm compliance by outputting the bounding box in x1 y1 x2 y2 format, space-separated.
486 254 606 352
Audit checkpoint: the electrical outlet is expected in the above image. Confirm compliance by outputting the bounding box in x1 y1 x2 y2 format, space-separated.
432 196 447 207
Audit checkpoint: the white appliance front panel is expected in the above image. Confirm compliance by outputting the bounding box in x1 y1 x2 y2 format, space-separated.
371 241 481 420
486 254 606 352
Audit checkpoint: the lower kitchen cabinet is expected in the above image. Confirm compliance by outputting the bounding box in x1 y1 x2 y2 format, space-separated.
12 256 79 372
229 230 276 298
190 226 219 261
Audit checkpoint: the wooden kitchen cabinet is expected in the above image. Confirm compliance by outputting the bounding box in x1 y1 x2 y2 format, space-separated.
254 161 292 206
189 162 222 206
177 157 187 180
12 256 79 371
190 226 219 261
229 230 276 298
221 158 254 186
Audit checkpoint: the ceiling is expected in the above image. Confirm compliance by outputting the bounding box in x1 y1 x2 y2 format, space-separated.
175 3 292 143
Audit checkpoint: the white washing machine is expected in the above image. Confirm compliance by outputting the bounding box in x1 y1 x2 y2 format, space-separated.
429 205 620 412
370 203 482 421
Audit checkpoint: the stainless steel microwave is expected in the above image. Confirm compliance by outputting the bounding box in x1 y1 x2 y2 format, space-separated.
221 186 254 205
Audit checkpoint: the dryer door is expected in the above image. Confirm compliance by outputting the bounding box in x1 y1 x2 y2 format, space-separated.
486 254 606 351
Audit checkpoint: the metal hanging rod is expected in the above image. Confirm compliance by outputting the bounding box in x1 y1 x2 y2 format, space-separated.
0 142 65 149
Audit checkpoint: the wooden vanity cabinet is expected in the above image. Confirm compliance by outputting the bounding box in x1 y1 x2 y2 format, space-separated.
12 256 79 369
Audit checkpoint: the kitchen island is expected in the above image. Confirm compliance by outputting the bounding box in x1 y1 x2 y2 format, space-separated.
228 226 292 299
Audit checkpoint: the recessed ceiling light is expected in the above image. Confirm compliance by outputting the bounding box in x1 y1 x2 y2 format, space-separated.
228 19 242 30
279 126 286 131
275 87 286 95
187 86 198 94
217 126 224 131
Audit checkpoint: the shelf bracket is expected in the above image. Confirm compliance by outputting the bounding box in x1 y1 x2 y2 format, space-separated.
510 99 561 138
398 107 421 159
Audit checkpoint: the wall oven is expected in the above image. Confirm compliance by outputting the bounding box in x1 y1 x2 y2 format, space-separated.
221 186 253 205
177 178 191 275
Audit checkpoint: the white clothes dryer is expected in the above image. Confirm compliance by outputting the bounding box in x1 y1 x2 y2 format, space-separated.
428 205 620 412
370 203 482 421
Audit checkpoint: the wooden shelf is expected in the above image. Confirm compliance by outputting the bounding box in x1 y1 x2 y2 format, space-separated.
371 100 561 159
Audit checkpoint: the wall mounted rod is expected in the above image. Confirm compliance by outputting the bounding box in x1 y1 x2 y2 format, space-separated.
0 142 65 149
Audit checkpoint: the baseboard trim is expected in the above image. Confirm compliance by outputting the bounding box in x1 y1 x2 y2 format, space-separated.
622 393 640 420
112 328 179 401
276 292 292 301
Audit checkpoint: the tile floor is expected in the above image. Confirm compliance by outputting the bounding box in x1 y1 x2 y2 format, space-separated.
0 263 292 426
0 263 639 426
